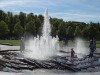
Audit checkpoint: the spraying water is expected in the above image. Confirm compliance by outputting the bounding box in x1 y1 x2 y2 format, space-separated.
75 38 89 58
23 8 59 60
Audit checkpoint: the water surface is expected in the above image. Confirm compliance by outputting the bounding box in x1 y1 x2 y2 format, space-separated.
0 70 100 75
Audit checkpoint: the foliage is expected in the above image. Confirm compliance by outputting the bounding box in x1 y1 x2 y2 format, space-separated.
58 22 66 40
25 21 36 36
0 10 100 41
13 22 23 39
0 21 9 39
74 26 81 37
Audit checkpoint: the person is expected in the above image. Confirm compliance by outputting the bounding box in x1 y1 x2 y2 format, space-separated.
71 48 75 64
64 38 68 46
89 38 96 58
20 37 25 53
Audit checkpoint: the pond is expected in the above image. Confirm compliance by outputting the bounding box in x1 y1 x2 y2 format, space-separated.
0 70 100 75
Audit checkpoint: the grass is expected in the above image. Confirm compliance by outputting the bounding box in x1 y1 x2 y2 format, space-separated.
85 41 100 48
0 40 20 46
60 40 100 48
0 40 100 48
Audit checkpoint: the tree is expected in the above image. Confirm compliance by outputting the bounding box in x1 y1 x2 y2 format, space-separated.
19 12 26 28
26 13 35 23
87 22 98 39
25 21 36 36
52 19 61 30
58 22 66 40
13 22 23 39
38 15 44 24
74 26 81 37
0 9 100 40
6 12 14 38
0 21 9 39
13 15 20 25
82 26 89 39
0 10 6 22
66 26 75 40
34 18 42 36
51 26 57 37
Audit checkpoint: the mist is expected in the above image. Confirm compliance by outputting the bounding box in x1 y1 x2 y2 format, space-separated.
74 38 89 58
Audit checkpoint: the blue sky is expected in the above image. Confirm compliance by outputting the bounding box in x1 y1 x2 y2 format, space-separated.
0 0 100 23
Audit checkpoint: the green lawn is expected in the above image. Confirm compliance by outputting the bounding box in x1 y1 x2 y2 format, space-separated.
60 40 100 48
85 41 100 48
0 40 100 48
0 40 20 46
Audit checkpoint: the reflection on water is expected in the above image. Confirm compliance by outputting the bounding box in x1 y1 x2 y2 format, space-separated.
0 70 100 75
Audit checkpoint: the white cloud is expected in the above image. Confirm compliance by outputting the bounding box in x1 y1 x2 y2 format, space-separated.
0 0 35 8
0 0 100 23
50 12 100 22
51 12 100 18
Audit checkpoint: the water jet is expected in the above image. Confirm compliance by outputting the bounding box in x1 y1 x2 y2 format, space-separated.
23 8 59 60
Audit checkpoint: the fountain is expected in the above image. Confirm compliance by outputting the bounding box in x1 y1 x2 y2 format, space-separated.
0 9 100 73
75 38 89 58
23 8 59 60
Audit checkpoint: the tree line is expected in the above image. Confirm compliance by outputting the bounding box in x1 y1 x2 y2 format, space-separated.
0 10 100 41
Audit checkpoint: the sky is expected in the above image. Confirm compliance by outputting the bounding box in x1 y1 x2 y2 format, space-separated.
0 0 100 23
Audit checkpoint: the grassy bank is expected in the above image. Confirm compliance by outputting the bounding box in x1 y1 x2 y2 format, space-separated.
0 40 20 46
0 40 100 48
60 40 100 48
85 41 100 48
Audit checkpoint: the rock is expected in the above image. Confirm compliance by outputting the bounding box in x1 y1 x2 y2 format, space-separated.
0 50 100 72
0 55 2 59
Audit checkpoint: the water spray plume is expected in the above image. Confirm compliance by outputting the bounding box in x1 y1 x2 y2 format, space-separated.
23 8 59 60
75 38 89 58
